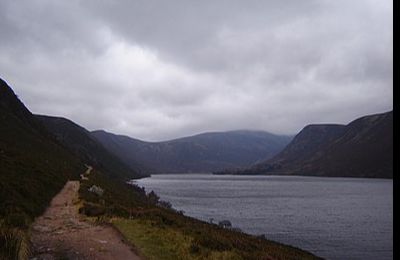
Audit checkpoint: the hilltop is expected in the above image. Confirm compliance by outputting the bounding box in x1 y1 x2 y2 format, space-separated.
92 129 292 174
216 111 393 178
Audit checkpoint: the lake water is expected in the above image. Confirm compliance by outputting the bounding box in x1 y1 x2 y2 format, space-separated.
135 174 393 260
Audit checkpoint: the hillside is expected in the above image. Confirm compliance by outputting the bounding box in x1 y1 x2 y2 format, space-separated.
0 78 84 234
218 111 393 178
0 77 320 259
0 78 146 259
35 115 146 179
92 130 292 173
0 78 86 218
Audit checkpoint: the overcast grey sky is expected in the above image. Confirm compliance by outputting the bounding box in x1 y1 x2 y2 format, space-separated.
0 0 392 141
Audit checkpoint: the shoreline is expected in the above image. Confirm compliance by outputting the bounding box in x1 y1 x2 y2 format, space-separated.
133 173 393 259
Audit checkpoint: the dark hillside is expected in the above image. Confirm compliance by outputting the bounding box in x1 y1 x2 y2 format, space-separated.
36 115 146 180
219 111 393 178
0 78 84 224
305 111 393 178
0 78 86 259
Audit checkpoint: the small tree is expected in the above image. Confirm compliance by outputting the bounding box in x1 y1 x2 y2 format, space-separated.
147 191 159 204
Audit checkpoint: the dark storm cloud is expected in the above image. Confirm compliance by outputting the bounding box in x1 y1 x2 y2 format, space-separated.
0 0 392 141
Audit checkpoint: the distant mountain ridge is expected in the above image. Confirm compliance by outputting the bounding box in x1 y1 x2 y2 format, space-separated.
216 111 393 178
36 115 147 179
91 129 293 173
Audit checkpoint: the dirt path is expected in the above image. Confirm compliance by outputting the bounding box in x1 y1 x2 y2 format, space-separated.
30 179 141 260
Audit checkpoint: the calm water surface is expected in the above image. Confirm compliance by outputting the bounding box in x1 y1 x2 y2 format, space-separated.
135 174 392 260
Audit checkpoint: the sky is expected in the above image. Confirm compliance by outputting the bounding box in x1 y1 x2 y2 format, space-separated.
0 0 393 141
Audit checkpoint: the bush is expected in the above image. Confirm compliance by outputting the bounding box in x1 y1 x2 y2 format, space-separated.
79 202 106 217
157 200 172 209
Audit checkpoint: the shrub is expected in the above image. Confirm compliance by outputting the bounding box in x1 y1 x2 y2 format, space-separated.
79 202 106 217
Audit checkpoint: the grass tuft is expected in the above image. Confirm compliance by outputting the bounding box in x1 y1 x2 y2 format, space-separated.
0 225 31 260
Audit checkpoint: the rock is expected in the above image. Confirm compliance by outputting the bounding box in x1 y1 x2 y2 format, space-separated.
88 185 104 196
218 220 232 228
33 226 52 233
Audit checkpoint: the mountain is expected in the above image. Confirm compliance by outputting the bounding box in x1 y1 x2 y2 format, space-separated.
91 130 292 173
0 78 84 222
0 78 151 258
35 115 147 179
218 111 393 178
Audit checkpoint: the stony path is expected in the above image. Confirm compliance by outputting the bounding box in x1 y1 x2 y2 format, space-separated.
30 180 141 260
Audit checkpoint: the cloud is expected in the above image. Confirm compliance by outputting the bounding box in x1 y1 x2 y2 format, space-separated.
0 0 392 141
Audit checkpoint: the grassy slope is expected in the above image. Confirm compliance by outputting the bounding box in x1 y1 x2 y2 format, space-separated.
113 217 320 260
78 170 321 260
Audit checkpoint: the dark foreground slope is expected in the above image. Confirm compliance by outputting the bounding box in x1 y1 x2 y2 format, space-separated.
36 115 147 179
0 78 86 258
0 78 84 222
92 130 292 173
217 111 393 178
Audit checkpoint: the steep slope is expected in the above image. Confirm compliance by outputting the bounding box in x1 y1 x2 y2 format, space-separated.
36 115 147 179
305 111 393 178
0 78 84 225
92 130 292 173
222 111 393 178
266 124 346 164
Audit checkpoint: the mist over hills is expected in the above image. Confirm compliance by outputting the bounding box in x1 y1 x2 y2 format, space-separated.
216 111 393 178
91 130 293 174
